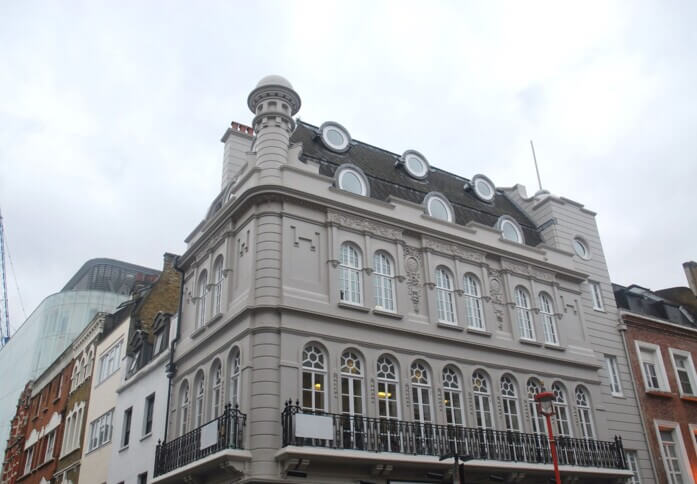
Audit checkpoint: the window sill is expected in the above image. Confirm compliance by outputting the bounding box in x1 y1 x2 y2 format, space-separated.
373 308 403 319
207 312 223 327
592 308 606 313
466 327 491 337
190 326 206 340
140 432 152 442
646 390 674 398
610 393 625 399
519 338 542 347
119 444 129 453
543 343 565 351
338 302 370 313
679 394 697 403
437 322 463 332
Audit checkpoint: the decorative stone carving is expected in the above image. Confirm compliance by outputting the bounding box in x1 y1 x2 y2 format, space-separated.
487 269 506 329
290 225 318 252
327 211 402 240
501 259 555 282
423 237 486 263
403 246 423 313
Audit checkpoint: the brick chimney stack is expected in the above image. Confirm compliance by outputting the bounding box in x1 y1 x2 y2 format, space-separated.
683 261 697 296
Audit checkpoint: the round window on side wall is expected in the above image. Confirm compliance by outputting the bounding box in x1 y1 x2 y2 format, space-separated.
319 121 351 152
424 193 453 222
336 165 369 197
471 174 496 202
573 237 590 259
401 150 430 179
498 216 524 244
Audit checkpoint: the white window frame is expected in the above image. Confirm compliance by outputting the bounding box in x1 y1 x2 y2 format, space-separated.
500 375 520 432
301 345 327 413
625 450 642 484
515 286 535 341
435 267 457 324
98 339 123 384
212 256 224 316
340 351 365 417
24 445 34 475
590 281 604 311
143 393 155 436
655 420 694 484
425 193 453 222
463 274 485 330
373 251 396 312
443 367 465 426
575 386 596 439
336 165 368 196
410 362 433 424
669 348 697 397
87 408 114 452
472 371 494 430
605 355 623 397
539 292 559 345
636 341 670 392
44 430 55 462
195 271 208 328
229 349 241 410
339 243 363 305
498 216 523 244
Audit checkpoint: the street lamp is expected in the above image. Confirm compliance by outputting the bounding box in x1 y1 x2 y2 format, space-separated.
535 391 561 484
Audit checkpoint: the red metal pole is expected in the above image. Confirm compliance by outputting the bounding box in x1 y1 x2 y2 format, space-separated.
546 414 562 484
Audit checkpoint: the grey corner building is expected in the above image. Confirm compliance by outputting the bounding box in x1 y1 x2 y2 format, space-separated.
152 76 650 483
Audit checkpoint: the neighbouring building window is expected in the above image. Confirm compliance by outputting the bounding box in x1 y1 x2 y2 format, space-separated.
339 243 362 305
194 374 205 427
376 356 400 420
515 287 535 340
443 367 464 426
670 350 697 396
575 386 595 439
302 345 327 412
659 426 688 483
137 472 147 484
143 394 155 436
638 344 668 392
211 362 222 418
229 348 240 410
625 450 642 484
527 378 546 434
122 407 132 447
196 270 208 328
212 256 224 315
373 252 395 312
410 362 432 424
24 446 34 474
472 371 494 429
44 431 55 462
590 281 604 310
98 340 123 384
463 274 485 330
179 382 190 435
551 382 572 437
500 375 520 432
539 292 559 345
88 409 114 451
605 355 623 396
340 351 364 416
435 267 456 324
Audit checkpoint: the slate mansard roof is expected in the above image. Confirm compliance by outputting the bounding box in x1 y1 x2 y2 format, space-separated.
290 120 543 247
613 283 697 329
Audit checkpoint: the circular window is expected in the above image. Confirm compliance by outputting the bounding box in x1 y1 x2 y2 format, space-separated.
319 121 351 152
499 217 523 243
402 150 429 179
425 193 452 222
573 237 590 259
337 166 367 196
471 174 495 202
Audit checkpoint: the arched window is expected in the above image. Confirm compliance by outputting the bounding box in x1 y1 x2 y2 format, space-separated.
410 362 432 424
443 367 464 426
472 371 494 429
498 216 523 243
196 271 208 328
210 361 223 419
373 252 395 312
515 287 535 340
463 274 485 330
426 194 453 222
575 386 595 439
336 165 368 196
229 348 240 410
194 373 205 427
527 378 546 434
340 351 364 416
71 364 79 392
212 256 224 315
80 356 87 384
539 292 558 345
302 345 327 412
552 383 572 437
339 243 362 305
500 375 521 432
179 381 190 435
85 349 94 381
376 356 400 420
435 267 456 323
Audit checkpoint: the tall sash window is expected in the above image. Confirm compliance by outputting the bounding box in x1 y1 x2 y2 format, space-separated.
463 274 484 329
374 252 395 311
500 375 521 431
472 371 494 429
527 378 546 434
515 287 535 340
436 267 456 323
302 345 327 412
340 244 362 304
443 367 464 425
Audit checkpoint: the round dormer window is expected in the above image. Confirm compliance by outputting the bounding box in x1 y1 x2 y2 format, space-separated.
402 150 429 179
471 174 495 202
320 121 351 152
573 237 590 259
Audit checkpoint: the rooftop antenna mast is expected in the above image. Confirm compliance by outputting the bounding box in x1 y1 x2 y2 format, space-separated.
0 209 10 347
530 140 543 192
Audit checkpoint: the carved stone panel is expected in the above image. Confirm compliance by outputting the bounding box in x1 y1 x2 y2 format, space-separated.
327 211 402 240
403 246 423 313
423 237 485 263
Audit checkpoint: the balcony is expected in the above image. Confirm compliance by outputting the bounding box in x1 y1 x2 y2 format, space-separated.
153 404 247 481
280 403 629 480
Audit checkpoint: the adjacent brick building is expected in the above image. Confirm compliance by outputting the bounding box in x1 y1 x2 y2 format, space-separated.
1 383 32 484
615 261 697 483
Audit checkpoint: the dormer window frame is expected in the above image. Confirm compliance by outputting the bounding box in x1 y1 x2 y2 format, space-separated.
401 150 430 179
497 216 524 244
424 192 454 223
335 164 369 197
319 121 351 153
471 174 496 202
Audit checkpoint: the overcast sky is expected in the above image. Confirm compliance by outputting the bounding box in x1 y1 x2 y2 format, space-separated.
1 1 695 333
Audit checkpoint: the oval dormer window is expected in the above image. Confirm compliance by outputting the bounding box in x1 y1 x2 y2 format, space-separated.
498 216 523 243
573 237 590 259
336 164 368 196
320 121 351 152
402 150 429 179
425 193 453 222
471 174 496 202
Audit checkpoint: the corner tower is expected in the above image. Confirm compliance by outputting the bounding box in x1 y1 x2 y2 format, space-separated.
247 75 301 184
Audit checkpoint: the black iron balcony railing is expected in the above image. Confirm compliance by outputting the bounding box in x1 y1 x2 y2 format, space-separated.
154 404 246 477
281 402 626 470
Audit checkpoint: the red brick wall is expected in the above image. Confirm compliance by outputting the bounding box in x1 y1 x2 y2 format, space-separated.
623 314 697 482
2 383 32 484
